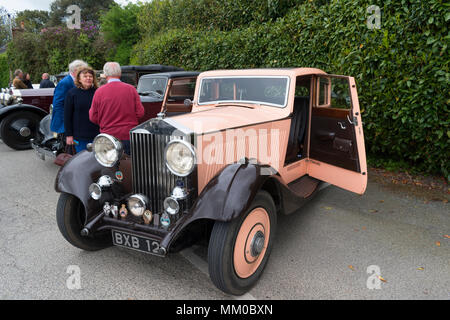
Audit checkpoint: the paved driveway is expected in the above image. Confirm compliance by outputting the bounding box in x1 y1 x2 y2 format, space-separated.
0 140 448 299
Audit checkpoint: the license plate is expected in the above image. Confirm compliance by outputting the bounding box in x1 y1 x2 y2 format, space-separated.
112 230 164 256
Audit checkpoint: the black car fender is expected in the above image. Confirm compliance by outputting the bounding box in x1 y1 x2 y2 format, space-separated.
162 161 280 249
55 151 133 225
0 104 48 122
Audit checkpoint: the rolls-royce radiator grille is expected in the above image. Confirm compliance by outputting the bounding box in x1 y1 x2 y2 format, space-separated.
130 131 188 214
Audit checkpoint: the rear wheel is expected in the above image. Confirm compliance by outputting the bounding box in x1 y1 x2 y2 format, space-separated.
0 111 41 150
207 190 277 295
56 193 111 251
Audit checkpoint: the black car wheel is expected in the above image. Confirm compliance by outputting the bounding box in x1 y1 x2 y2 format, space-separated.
207 190 277 296
56 193 111 251
0 111 41 150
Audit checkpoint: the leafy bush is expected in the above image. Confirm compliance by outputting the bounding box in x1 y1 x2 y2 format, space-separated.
6 22 110 82
137 0 300 35
0 53 9 87
131 0 449 179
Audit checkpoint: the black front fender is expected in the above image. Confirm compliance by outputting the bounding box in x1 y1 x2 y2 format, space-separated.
161 161 275 249
192 162 273 222
55 151 133 224
0 104 48 121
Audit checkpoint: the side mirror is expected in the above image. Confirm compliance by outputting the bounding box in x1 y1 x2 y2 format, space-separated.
184 99 193 108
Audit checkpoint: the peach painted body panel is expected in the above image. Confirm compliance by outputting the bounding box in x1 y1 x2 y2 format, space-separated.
194 117 291 193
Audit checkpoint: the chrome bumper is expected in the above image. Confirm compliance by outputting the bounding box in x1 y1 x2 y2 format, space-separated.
31 139 57 161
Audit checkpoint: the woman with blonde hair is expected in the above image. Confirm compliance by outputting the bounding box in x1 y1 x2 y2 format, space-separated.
64 66 100 153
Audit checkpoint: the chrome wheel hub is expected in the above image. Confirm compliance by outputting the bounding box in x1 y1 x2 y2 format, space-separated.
19 127 31 137
250 231 265 257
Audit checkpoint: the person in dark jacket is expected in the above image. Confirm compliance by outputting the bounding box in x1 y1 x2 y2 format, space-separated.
39 73 55 88
64 66 100 153
23 73 33 89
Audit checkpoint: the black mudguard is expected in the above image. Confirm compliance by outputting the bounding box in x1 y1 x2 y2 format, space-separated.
55 151 133 224
162 161 276 249
0 104 47 121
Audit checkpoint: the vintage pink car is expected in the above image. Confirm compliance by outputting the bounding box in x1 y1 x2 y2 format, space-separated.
55 68 367 295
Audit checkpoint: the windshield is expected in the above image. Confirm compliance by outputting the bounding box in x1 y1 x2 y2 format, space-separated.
137 77 168 98
198 76 289 108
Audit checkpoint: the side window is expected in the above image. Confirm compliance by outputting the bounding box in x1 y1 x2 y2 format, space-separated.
168 78 196 100
317 77 351 110
121 72 137 87
317 77 331 106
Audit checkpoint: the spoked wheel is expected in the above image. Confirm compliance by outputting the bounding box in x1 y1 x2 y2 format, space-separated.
208 190 277 295
0 111 41 150
56 193 111 251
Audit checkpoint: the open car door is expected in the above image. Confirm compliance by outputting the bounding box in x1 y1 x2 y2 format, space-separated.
307 75 367 194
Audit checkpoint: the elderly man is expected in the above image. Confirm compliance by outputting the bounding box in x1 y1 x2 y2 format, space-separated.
89 62 144 155
39 73 55 88
12 69 27 89
50 59 88 134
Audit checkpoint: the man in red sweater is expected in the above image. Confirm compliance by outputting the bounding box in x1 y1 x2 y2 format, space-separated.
89 62 144 154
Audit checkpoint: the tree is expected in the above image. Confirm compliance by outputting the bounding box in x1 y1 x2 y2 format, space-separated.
0 6 12 48
47 0 115 26
14 10 50 33
100 2 141 64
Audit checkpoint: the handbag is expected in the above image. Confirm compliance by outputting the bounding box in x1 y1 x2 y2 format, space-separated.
54 144 76 166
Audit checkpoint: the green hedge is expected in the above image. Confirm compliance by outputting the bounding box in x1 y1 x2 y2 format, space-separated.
6 23 110 83
0 53 9 87
137 0 299 35
131 0 449 179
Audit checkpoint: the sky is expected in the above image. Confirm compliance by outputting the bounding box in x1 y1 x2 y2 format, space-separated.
0 0 147 14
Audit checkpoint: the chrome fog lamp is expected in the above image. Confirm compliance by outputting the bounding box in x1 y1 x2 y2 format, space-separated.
163 197 179 216
88 175 114 200
93 133 123 167
171 180 188 200
98 175 113 187
165 139 196 177
89 183 102 200
127 194 148 217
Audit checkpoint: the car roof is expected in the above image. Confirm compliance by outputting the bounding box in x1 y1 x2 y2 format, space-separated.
140 71 200 79
198 68 327 77
120 65 184 72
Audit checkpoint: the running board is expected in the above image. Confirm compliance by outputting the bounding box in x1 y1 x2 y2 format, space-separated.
287 175 321 198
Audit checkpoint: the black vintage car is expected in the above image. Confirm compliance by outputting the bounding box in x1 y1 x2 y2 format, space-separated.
120 65 184 88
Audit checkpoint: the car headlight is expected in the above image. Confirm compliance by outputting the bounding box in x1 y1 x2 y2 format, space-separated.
127 194 148 217
93 134 123 167
164 197 179 215
165 139 196 177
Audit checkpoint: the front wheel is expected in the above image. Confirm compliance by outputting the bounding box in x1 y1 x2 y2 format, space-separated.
0 111 41 150
207 190 277 295
56 193 111 251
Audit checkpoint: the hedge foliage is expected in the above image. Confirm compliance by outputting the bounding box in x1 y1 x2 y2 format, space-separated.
131 0 449 179
0 53 9 88
100 3 141 64
137 0 300 34
6 22 110 83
